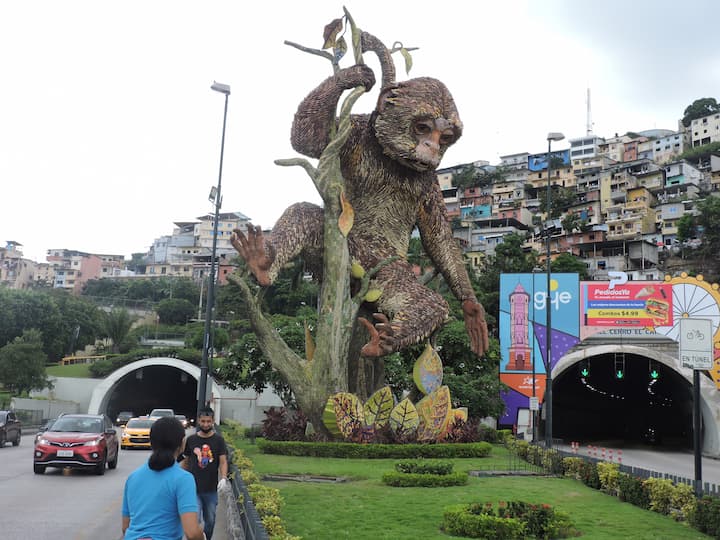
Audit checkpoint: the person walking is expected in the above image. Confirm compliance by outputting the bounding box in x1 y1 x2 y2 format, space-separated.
122 416 205 540
182 406 228 540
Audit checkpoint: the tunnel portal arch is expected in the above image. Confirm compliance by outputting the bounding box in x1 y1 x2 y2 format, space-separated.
87 358 222 419
553 344 720 455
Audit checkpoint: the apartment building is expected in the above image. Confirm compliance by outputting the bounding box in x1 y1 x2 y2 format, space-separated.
45 249 103 293
0 241 36 289
690 112 720 148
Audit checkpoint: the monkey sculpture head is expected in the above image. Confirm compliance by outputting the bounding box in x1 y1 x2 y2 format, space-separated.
372 77 463 172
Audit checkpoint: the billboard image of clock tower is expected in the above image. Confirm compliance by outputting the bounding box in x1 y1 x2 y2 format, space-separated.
509 283 532 371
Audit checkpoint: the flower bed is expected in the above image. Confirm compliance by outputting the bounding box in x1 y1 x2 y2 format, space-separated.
442 500 579 539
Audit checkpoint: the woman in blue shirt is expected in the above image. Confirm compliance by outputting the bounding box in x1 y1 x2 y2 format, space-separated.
122 416 205 540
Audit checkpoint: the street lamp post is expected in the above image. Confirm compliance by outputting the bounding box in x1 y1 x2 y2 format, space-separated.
198 81 230 419
545 131 564 448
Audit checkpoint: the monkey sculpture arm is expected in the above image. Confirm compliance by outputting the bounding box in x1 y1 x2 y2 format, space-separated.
417 183 489 354
290 65 375 158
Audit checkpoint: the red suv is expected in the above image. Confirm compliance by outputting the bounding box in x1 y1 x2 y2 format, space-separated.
33 413 119 475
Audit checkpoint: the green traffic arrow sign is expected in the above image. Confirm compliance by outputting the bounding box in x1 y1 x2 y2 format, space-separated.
650 369 659 379
616 370 624 379
580 368 589 377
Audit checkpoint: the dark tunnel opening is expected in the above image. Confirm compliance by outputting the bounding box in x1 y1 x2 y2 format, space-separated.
553 353 694 448
105 366 199 422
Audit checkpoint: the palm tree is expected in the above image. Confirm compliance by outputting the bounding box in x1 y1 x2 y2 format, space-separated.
104 308 135 353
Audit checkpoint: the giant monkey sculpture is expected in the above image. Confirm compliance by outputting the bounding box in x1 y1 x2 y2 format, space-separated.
232 32 489 358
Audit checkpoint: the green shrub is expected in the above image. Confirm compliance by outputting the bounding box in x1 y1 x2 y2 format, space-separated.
382 471 468 487
617 473 650 509
442 504 525 539
578 460 600 489
643 477 695 520
562 457 583 480
540 449 565 475
257 440 492 459
442 501 579 539
596 462 620 495
689 496 720 536
394 460 453 475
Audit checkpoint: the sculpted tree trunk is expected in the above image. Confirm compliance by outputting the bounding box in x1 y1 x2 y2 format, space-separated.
228 13 368 432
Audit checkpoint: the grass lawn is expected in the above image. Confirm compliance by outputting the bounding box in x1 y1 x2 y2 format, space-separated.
46 363 93 378
232 439 709 540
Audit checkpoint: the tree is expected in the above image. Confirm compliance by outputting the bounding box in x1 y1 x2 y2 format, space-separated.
551 252 589 280
187 325 230 352
452 164 508 189
561 213 581 234
0 329 53 395
682 97 719 127
103 308 136 353
697 197 720 278
539 187 577 218
676 214 696 244
156 298 195 325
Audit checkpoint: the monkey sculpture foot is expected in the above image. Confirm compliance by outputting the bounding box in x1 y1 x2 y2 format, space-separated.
231 224 275 287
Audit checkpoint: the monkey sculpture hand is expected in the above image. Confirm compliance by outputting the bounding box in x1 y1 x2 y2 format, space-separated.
232 58 489 357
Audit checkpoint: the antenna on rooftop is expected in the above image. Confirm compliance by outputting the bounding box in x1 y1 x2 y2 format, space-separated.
586 87 594 136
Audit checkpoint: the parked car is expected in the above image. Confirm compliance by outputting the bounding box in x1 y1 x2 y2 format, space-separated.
175 414 189 429
0 410 21 447
121 417 154 449
148 408 175 419
33 413 119 475
115 411 135 426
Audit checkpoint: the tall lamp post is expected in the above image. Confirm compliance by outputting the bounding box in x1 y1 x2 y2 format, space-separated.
198 81 231 418
544 131 564 447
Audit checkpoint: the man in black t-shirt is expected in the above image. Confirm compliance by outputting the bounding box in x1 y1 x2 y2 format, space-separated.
181 406 228 540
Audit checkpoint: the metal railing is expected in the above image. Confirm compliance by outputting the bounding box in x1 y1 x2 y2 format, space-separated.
226 446 269 540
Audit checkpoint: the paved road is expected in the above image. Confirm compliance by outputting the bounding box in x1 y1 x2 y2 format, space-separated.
0 428 230 540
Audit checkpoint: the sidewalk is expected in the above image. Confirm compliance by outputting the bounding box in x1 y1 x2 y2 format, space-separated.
213 492 230 540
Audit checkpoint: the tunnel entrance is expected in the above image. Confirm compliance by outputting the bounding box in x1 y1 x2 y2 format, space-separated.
553 352 694 449
104 365 199 422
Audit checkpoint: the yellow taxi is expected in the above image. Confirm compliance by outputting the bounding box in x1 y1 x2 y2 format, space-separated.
121 417 155 449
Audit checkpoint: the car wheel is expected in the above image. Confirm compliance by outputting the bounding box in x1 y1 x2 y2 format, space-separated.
95 456 106 476
0 433 5 447
108 447 118 469
33 464 45 475
12 432 20 446
121 444 127 450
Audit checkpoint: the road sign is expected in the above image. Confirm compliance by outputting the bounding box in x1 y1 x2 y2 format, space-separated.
529 397 539 411
680 318 713 370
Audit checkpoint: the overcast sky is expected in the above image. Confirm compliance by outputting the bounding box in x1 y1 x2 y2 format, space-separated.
1 1 718 263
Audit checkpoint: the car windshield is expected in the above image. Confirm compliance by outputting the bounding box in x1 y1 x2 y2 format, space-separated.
118 412 133 417
0 412 6 423
126 419 154 429
151 410 173 417
50 417 104 433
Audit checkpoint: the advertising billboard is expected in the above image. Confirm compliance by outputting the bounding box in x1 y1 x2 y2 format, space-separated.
527 149 571 172
581 282 673 327
498 273 580 426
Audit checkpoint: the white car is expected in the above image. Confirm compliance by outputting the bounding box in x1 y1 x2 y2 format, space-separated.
148 408 175 419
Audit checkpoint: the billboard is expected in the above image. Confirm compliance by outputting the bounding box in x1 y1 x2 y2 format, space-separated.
581 282 673 327
527 149 571 172
499 273 580 426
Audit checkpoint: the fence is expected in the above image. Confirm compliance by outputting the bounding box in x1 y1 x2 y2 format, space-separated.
554 445 720 498
226 445 269 540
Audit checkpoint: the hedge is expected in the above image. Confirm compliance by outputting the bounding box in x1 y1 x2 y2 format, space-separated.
382 471 468 487
257 440 492 458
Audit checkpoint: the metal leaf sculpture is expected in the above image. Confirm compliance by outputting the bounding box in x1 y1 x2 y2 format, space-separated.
412 343 443 395
363 385 395 428
322 392 364 439
388 397 420 436
416 385 453 442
